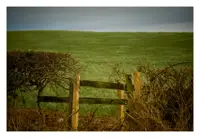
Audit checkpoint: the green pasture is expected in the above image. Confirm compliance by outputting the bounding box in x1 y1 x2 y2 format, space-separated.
7 31 193 116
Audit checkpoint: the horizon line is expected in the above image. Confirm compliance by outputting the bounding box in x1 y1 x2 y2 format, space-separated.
7 29 193 33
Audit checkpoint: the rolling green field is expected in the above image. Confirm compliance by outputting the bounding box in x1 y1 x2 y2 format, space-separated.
7 31 193 116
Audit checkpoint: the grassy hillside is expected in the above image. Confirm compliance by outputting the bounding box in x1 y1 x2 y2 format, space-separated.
7 31 193 116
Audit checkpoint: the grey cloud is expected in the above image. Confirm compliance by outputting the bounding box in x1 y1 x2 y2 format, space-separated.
7 7 193 32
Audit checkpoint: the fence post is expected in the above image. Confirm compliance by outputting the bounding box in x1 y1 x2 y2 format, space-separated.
125 74 135 100
133 72 141 100
117 89 125 123
125 73 141 129
68 73 80 131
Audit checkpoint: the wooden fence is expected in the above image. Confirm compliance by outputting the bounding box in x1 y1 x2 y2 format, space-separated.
37 72 141 130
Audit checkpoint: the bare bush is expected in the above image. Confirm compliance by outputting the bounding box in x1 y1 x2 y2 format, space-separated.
125 63 193 131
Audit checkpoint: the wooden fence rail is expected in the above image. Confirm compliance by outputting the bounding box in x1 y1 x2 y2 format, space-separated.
80 80 126 90
37 72 141 131
37 96 128 105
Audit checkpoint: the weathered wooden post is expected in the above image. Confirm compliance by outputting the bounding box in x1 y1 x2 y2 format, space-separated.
125 74 135 128
125 72 142 129
133 72 141 100
125 72 141 103
125 74 135 114
125 74 135 101
117 89 125 123
68 73 80 131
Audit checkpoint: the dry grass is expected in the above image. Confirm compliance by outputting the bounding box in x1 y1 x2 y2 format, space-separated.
7 108 122 131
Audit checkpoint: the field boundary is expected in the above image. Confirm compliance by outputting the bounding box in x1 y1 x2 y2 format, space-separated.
38 72 141 130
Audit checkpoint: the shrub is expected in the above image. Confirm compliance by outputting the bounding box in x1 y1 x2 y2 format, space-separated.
7 51 81 108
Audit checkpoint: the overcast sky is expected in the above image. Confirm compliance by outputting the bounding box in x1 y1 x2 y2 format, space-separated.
7 7 193 32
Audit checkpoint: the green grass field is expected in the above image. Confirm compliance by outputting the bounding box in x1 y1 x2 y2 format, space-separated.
7 31 193 116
